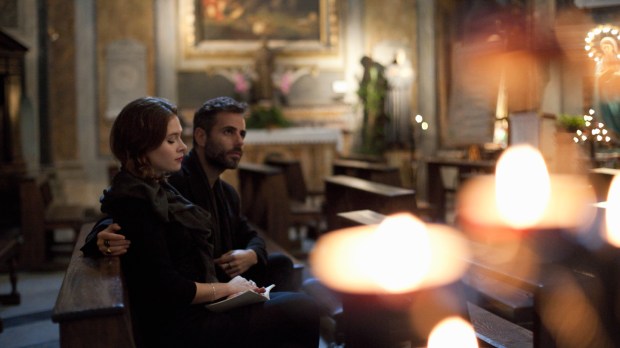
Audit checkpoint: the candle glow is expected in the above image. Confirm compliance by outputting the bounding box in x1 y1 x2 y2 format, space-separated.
310 213 470 294
495 145 550 229
369 214 432 292
605 175 620 247
457 145 596 232
427 317 479 348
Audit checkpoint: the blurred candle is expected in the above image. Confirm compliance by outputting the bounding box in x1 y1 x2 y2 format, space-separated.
310 213 470 294
457 144 596 234
427 317 479 348
495 145 550 228
604 175 620 247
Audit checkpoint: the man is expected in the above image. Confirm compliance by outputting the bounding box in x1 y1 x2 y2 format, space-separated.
82 96 295 290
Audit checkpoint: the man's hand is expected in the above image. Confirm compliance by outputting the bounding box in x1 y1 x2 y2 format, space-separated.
215 249 258 278
97 223 130 256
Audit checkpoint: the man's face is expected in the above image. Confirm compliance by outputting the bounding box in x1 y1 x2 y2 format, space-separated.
203 112 246 171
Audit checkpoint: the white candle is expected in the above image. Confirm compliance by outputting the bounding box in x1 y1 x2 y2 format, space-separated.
427 316 479 348
457 144 597 233
605 174 620 247
310 213 470 294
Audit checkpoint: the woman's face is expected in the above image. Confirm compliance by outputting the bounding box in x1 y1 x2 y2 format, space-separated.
147 116 187 175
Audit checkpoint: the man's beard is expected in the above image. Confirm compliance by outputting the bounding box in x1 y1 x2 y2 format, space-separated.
204 145 242 170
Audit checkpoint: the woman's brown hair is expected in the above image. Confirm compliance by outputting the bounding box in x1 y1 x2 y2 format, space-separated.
110 96 178 180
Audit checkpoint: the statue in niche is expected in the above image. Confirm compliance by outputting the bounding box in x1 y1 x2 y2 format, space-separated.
252 37 276 104
596 36 620 135
357 55 389 155
385 49 415 149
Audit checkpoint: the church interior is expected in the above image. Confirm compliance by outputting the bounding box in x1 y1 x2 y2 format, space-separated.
4 0 620 347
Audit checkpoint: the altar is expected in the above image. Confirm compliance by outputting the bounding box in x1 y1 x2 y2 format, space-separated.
222 127 343 192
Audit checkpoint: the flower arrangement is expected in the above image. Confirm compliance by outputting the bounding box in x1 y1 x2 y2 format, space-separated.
246 105 291 129
556 113 586 133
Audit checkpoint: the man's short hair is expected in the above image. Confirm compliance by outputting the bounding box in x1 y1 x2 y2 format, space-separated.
193 96 248 142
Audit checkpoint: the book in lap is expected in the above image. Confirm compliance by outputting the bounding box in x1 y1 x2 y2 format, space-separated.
206 284 275 312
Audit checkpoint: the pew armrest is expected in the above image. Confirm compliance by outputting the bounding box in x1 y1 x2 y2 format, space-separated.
52 223 136 348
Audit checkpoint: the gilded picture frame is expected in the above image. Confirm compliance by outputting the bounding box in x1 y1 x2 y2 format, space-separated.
178 0 340 65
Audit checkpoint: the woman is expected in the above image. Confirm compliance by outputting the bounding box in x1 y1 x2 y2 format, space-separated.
103 96 319 347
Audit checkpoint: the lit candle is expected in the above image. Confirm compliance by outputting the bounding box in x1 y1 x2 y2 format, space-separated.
457 144 597 236
310 213 470 294
604 174 620 247
427 316 479 348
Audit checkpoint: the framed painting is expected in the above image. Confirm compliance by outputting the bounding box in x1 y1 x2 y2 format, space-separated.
178 0 340 64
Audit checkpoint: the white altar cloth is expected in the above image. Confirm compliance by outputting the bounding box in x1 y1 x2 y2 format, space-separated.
245 127 343 151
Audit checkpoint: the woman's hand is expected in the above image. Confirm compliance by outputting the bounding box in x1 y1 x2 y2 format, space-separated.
97 223 130 256
227 276 264 298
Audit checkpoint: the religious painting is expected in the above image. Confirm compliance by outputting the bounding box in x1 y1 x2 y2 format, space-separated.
194 0 321 42
178 0 340 64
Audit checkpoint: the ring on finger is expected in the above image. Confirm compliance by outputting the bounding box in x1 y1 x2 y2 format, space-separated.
104 239 111 248
105 247 112 255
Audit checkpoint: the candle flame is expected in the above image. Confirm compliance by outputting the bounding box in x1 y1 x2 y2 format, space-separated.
370 214 431 292
427 317 479 348
310 213 469 294
605 175 620 247
495 144 550 229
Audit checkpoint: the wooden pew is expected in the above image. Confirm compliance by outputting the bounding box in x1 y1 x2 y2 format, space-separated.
263 157 325 239
333 159 439 222
52 223 137 348
19 176 102 269
323 175 417 231
425 157 496 222
264 156 321 203
332 159 402 187
237 163 292 250
237 162 322 254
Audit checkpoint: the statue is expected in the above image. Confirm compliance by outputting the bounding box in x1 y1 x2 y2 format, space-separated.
252 37 275 104
596 36 620 135
357 56 389 155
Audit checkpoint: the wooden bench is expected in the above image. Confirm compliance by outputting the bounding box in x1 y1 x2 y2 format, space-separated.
263 157 325 239
237 162 322 254
237 163 292 250
323 175 417 231
425 157 496 222
264 156 323 204
332 159 402 187
19 176 102 269
52 223 137 348
467 302 533 348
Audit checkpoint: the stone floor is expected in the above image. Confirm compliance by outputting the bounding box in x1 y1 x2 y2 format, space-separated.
0 271 63 348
